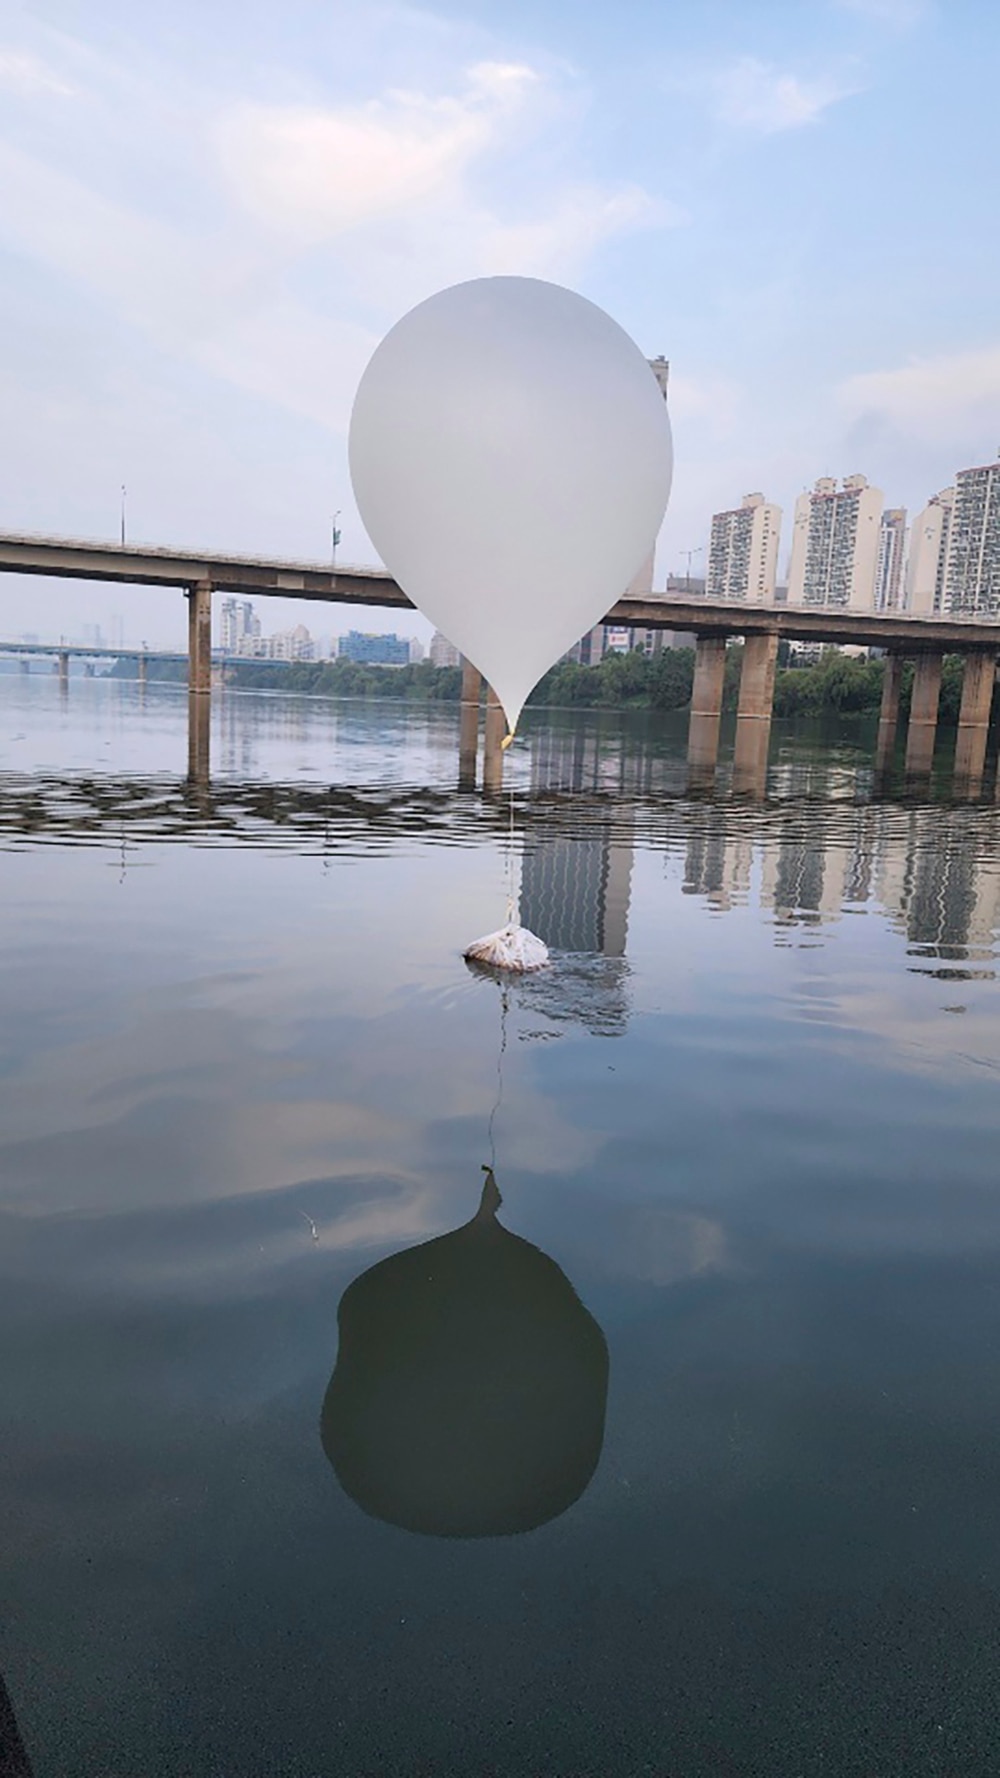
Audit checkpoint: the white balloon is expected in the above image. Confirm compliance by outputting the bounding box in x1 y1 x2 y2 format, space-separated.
349 276 673 735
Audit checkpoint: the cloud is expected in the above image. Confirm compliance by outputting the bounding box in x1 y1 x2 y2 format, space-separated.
215 59 671 304
0 46 75 96
838 344 1000 447
712 57 858 133
422 179 674 288
0 54 669 430
668 371 745 437
218 61 542 245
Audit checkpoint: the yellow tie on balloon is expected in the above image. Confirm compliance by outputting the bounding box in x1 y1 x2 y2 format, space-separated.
349 276 673 740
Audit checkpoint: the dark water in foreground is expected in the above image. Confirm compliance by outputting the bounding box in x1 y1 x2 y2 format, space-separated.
2 678 1000 1777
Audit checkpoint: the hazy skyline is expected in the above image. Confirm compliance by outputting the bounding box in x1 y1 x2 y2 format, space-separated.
1 0 997 648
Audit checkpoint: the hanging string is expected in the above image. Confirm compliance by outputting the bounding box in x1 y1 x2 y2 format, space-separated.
505 776 517 926
487 979 510 1174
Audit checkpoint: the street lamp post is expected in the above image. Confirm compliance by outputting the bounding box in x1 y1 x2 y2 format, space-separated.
681 546 704 594
331 511 342 570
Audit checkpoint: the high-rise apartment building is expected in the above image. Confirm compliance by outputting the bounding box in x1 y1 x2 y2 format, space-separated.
904 488 955 616
563 357 672 667
706 492 781 603
944 457 1000 616
220 598 257 653
874 508 907 610
623 357 671 601
787 474 883 609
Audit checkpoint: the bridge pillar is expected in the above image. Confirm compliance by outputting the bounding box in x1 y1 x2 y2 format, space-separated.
875 652 904 775
57 649 69 687
733 632 777 797
187 690 210 783
138 651 148 687
458 656 482 787
186 579 212 696
483 685 506 794
904 650 943 779
953 650 996 796
687 635 727 787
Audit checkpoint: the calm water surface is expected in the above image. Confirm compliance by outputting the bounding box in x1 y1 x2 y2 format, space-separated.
2 677 1000 1777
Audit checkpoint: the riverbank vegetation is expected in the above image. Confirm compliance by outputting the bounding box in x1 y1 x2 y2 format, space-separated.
113 646 968 723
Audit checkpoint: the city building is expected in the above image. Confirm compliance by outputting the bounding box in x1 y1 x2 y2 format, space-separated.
623 356 672 601
904 488 955 616
565 622 655 666
236 621 314 661
268 623 315 661
787 474 884 610
408 636 426 664
944 456 1000 617
874 508 907 611
220 598 258 653
338 630 410 666
706 492 781 604
562 356 671 666
429 631 461 668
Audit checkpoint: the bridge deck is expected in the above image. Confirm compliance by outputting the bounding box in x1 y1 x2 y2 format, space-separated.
1 532 999 651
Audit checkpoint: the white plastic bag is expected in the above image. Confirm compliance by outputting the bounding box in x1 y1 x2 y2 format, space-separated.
463 923 549 973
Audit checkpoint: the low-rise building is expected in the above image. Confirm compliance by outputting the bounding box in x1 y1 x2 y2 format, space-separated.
339 630 410 666
429 631 461 668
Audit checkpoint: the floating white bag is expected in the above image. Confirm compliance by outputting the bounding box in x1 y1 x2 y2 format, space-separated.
464 923 549 973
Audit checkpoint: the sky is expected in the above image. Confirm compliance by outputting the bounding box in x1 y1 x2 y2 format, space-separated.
0 0 998 649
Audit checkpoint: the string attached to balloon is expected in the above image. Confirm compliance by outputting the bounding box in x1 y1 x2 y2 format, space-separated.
464 743 550 971
487 979 510 1176
506 776 516 925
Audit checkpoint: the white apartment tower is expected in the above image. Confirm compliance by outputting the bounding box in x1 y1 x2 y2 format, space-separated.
706 493 781 604
787 474 884 610
220 598 257 653
904 488 955 616
623 357 671 601
944 457 1000 617
874 508 907 610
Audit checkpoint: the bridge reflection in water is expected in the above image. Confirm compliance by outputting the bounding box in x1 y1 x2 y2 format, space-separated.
1 751 997 982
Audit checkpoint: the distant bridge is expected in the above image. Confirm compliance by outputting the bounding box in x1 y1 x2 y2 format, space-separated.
0 639 284 666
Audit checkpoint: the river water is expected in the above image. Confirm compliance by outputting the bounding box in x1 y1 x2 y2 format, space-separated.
1 675 999 1777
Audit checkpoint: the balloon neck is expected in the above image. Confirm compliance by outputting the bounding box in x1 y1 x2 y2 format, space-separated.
478 1165 502 1220
501 729 516 751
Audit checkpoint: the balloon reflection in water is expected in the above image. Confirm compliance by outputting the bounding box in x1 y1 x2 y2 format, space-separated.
0 1667 32 1776
321 1170 608 1538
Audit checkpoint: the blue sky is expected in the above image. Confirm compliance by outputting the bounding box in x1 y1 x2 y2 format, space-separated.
0 0 997 646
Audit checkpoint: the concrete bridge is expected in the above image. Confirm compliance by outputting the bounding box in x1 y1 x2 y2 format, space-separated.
1 530 998 795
